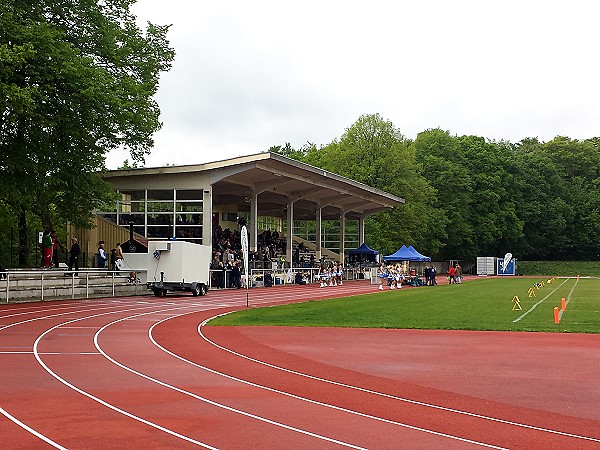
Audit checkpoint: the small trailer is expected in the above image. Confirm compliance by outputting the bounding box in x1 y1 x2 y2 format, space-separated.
146 240 211 297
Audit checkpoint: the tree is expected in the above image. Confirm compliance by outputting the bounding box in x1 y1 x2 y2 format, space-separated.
539 137 600 259
413 128 475 260
0 0 175 266
276 114 446 256
512 139 571 259
457 136 523 257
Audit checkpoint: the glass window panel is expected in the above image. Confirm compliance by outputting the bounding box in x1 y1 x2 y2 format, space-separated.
119 190 145 201
118 212 145 225
147 226 171 239
176 213 203 225
148 213 172 225
176 202 203 213
175 226 203 239
175 190 204 200
132 226 145 237
147 190 174 201
119 200 145 213
147 201 174 213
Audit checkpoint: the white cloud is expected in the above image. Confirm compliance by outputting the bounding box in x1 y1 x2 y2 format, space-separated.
106 0 600 168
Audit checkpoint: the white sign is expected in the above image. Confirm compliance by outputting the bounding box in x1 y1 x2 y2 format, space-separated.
241 225 249 287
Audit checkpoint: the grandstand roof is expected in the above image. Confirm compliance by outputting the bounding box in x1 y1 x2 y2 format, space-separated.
103 152 404 220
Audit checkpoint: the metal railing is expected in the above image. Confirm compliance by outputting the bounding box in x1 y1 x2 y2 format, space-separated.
208 266 371 289
2 269 145 303
1 266 373 303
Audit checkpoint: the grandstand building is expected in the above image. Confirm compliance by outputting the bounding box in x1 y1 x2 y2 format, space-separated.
72 152 404 266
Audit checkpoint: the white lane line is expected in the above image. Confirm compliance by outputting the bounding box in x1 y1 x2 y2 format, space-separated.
0 406 67 450
513 278 571 322
198 312 600 445
0 299 212 448
559 278 579 321
0 352 101 355
94 309 367 449
33 304 220 449
147 311 507 449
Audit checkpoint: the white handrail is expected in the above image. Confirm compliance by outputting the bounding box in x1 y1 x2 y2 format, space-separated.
2 269 145 303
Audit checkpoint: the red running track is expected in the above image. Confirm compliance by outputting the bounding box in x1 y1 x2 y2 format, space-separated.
0 280 599 449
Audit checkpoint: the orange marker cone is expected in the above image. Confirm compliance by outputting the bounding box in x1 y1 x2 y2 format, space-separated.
554 306 560 324
561 297 566 312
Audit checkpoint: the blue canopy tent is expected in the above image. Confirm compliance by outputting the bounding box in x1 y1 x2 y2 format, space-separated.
407 245 431 262
384 245 431 262
349 243 379 263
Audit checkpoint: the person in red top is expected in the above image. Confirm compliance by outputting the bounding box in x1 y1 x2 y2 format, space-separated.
448 265 456 284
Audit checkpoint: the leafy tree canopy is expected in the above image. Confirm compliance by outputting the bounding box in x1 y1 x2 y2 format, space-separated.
0 0 174 265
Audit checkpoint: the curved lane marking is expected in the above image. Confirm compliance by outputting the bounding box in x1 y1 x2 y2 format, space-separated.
26 302 219 449
0 406 67 450
147 311 508 449
198 312 600 445
94 308 368 449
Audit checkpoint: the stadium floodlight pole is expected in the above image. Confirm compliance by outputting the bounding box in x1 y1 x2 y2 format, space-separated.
241 225 249 308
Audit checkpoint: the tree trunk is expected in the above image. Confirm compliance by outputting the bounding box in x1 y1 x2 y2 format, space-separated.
18 207 29 268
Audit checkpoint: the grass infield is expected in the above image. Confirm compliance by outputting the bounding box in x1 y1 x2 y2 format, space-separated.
209 277 600 333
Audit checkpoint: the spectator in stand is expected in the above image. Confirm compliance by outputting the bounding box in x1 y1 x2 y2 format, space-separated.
264 271 273 287
210 254 224 288
230 260 242 289
294 271 306 285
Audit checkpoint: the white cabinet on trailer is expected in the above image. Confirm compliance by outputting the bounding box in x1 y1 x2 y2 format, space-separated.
147 241 211 296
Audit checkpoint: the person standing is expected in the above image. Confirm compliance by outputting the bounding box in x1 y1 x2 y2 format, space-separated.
376 263 386 290
424 266 431 286
51 231 61 268
110 248 118 271
67 238 81 275
455 263 463 284
231 260 242 289
114 242 124 271
97 241 107 268
41 230 53 268
210 254 224 288
448 265 456 284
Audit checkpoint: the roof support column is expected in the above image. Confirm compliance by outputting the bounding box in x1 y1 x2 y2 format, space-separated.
249 190 258 252
286 200 294 267
358 215 365 244
202 187 212 246
315 206 322 262
339 211 346 264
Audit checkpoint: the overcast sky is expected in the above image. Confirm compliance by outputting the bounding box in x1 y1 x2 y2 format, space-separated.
105 0 600 169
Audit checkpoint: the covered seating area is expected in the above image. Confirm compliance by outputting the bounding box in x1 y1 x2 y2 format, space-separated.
91 152 404 276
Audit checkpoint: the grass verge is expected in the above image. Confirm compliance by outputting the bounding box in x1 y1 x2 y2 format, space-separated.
208 277 600 333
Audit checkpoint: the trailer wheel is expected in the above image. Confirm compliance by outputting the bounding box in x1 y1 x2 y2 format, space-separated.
192 283 201 296
199 284 207 296
154 288 167 297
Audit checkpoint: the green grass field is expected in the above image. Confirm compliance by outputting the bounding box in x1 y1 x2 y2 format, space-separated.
518 260 600 276
209 277 600 333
